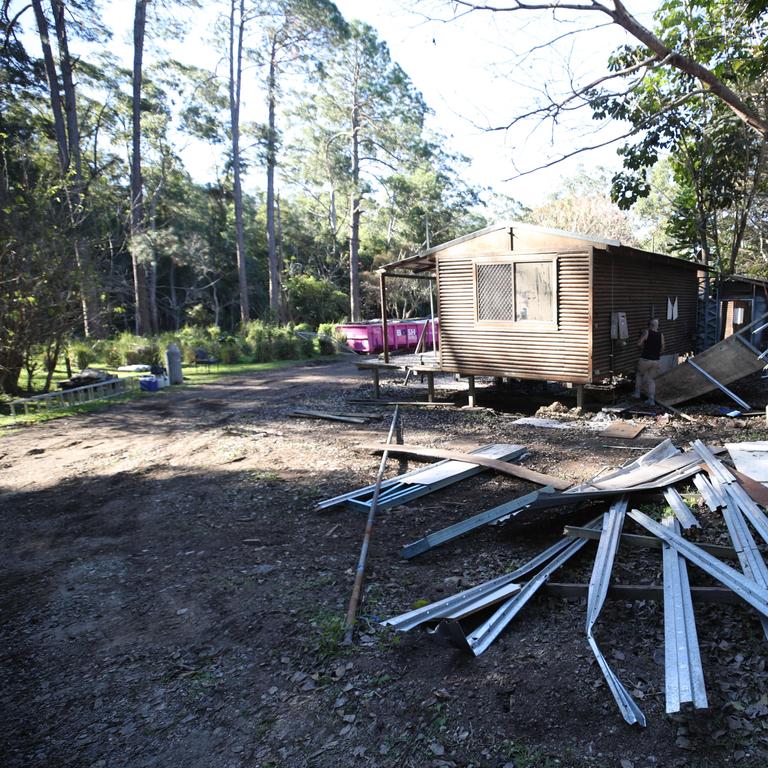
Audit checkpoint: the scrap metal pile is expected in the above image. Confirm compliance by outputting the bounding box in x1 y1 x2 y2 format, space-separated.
320 438 768 727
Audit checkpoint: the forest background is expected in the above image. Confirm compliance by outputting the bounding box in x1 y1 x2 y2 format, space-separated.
2 0 767 397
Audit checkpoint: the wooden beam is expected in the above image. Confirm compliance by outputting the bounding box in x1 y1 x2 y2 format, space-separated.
564 525 738 560
542 582 744 606
361 442 572 489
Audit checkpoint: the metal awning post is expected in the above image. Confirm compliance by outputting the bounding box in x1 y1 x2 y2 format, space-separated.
429 279 437 358
379 270 389 363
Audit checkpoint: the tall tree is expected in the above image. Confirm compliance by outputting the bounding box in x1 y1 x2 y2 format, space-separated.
258 0 346 321
29 0 105 337
309 21 429 320
228 0 251 325
131 0 152 335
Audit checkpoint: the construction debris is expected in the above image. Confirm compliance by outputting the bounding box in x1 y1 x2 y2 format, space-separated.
373 439 768 726
290 408 381 424
361 442 572 489
317 444 527 512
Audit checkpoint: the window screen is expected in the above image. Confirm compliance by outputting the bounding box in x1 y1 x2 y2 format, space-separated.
476 263 514 321
514 261 554 322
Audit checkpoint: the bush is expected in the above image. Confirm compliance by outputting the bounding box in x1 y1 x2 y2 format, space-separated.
284 274 348 327
101 332 160 367
243 320 272 363
173 326 221 364
271 327 301 360
218 334 241 364
68 340 96 371
317 322 344 355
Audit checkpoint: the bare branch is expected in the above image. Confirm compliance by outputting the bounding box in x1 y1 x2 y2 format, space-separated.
503 89 707 181
446 0 768 137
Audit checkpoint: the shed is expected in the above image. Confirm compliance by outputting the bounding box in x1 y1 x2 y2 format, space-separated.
378 222 704 392
719 275 768 348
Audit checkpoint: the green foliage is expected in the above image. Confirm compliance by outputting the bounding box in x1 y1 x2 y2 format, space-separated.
317 322 344 354
590 0 768 272
242 321 307 363
284 274 348 327
68 340 96 371
101 332 161 367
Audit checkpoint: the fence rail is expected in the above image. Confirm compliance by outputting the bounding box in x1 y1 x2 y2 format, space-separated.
10 377 138 418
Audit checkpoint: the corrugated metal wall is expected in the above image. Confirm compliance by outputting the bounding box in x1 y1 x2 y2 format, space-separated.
591 248 698 377
437 248 593 383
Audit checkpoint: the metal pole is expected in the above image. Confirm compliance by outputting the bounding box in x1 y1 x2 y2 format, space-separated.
429 280 437 358
342 406 400 644
379 270 389 363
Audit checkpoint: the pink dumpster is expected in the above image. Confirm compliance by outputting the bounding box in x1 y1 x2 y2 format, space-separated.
336 318 439 354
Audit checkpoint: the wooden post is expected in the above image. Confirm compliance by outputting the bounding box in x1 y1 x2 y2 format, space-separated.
379 270 389 363
372 367 380 399
467 375 476 408
576 384 585 409
426 371 435 403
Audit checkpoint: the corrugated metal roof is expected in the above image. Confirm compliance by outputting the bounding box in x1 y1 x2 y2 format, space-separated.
379 221 704 275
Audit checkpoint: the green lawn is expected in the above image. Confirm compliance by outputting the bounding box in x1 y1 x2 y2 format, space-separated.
0 356 341 432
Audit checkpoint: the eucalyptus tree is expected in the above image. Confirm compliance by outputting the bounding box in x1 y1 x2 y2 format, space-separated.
306 21 429 321
27 0 107 337
256 0 346 321
0 8 82 394
130 0 200 335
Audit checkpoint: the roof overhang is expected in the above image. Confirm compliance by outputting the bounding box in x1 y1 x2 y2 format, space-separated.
378 221 708 276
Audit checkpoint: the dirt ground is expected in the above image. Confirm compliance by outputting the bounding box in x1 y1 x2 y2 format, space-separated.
3 358 768 768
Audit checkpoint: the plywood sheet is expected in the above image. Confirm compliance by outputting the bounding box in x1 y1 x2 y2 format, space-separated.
655 335 764 407
600 421 646 439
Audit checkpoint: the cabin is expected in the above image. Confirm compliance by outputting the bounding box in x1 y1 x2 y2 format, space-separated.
376 222 705 400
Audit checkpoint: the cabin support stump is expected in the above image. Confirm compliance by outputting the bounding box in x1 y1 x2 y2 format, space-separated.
576 384 585 409
467 375 476 408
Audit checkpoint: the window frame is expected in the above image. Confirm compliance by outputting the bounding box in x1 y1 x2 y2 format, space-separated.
473 254 559 331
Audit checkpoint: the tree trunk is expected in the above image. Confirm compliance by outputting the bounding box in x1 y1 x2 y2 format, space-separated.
349 72 362 322
34 0 103 338
266 34 282 321
31 0 68 171
131 0 152 336
230 0 250 326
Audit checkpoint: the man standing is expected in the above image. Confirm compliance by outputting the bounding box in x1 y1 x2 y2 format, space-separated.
633 318 665 405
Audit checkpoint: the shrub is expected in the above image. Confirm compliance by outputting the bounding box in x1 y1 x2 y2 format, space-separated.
102 332 160 367
271 327 301 360
68 340 96 371
173 325 221 364
243 320 272 362
218 334 241 364
317 322 344 355
284 274 348 327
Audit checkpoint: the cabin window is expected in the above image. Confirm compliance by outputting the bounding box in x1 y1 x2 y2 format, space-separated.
475 257 556 327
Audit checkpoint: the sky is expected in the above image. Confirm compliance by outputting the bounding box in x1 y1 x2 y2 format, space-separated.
328 0 663 206
21 0 662 208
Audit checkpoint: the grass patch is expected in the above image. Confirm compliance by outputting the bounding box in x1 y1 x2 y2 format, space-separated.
0 355 341 433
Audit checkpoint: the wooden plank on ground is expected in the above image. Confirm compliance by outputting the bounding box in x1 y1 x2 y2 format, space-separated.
600 420 646 439
291 409 369 424
655 335 764 407
564 525 737 560
542 582 744 606
361 442 572 490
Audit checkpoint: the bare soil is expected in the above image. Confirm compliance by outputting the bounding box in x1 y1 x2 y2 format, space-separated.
2 358 768 768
